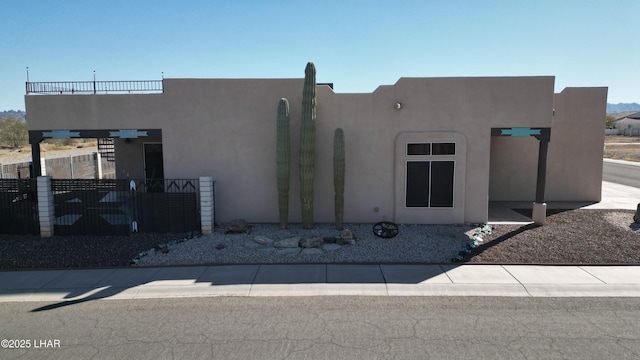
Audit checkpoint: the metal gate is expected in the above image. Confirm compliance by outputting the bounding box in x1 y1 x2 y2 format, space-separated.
51 179 199 235
131 179 199 233
0 179 39 235
52 179 131 235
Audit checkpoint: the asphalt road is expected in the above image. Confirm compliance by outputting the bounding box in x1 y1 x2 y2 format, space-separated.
603 159 640 188
1 297 639 359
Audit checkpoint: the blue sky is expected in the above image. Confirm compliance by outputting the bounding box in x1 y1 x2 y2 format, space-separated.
1 0 638 110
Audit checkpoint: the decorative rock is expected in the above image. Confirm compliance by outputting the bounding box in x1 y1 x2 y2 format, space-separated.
323 243 341 251
340 229 353 240
274 236 301 248
299 236 323 248
301 248 323 255
323 237 337 243
634 204 640 223
243 240 264 249
254 236 274 246
336 237 349 245
227 219 248 233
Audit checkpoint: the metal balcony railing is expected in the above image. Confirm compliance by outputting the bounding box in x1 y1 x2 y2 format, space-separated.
26 80 163 95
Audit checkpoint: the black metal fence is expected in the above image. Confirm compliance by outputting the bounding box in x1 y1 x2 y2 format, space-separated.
26 80 163 95
0 179 39 235
51 179 199 235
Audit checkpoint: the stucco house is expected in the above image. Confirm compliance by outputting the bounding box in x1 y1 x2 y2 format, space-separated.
614 112 640 136
24 68 607 225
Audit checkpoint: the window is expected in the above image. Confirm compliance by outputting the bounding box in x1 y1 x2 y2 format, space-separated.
395 132 464 222
406 161 454 208
429 161 454 207
407 143 430 155
407 143 455 156
406 161 430 207
432 143 455 155
405 141 456 208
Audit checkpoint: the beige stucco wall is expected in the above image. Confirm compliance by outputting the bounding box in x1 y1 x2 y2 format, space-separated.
489 87 607 202
547 87 607 201
113 138 162 179
26 75 597 224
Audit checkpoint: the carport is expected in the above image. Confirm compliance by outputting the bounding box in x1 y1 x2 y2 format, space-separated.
490 127 551 224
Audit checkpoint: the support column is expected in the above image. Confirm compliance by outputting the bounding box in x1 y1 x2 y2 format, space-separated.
199 176 215 234
40 157 47 176
95 152 103 179
31 142 42 178
37 176 55 237
532 138 549 225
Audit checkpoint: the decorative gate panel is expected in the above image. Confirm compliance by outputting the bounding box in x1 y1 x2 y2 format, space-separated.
52 180 132 235
51 179 199 235
131 179 199 233
0 179 39 235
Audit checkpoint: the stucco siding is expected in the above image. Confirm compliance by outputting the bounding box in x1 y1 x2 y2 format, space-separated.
546 87 606 201
489 87 607 202
25 75 606 224
489 136 539 201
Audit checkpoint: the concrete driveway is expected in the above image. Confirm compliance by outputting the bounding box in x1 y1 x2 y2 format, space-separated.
489 180 640 223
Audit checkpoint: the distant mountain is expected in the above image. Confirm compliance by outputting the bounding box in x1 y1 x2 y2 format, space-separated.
0 110 26 122
607 103 640 114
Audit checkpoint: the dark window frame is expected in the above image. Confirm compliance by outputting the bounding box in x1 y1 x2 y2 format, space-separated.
407 142 456 156
405 159 455 208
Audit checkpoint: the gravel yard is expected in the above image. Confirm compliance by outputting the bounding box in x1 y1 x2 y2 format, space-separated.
132 223 475 267
464 209 640 264
1 209 639 270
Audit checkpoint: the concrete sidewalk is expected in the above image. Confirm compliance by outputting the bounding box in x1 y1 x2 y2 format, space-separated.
2 264 640 303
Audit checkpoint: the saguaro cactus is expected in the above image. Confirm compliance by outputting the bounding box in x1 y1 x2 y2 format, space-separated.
276 98 290 229
333 128 345 230
299 62 317 229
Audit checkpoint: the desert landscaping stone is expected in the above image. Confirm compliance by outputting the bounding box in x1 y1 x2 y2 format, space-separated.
254 236 274 246
227 219 248 233
299 236 323 248
274 237 301 248
277 248 301 255
340 229 354 240
243 240 265 249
